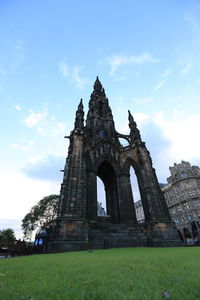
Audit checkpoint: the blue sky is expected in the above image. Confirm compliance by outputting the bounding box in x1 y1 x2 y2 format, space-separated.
1 0 200 239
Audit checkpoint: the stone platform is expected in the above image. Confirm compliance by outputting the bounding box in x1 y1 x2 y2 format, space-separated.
47 219 181 253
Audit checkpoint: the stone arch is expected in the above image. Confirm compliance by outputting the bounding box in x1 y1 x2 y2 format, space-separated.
124 157 151 222
123 157 140 174
97 160 120 223
95 155 119 175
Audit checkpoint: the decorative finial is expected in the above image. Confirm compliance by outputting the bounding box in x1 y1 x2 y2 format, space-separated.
94 76 103 91
74 99 84 130
128 110 134 123
128 110 141 143
78 98 83 110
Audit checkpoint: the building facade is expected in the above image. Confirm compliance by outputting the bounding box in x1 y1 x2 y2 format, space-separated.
162 161 200 243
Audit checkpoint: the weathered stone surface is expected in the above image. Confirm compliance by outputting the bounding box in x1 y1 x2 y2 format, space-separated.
47 77 181 253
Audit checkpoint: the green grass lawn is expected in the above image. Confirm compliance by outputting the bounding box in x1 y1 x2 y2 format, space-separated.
0 247 200 300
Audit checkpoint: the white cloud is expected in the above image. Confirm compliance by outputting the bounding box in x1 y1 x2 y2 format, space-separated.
14 104 22 111
134 112 150 126
58 61 89 88
0 219 24 240
58 61 69 77
154 111 200 161
28 140 35 146
152 80 165 92
22 109 48 128
104 52 160 75
181 62 192 76
0 172 60 238
9 143 33 152
153 69 171 92
52 122 66 135
72 66 88 88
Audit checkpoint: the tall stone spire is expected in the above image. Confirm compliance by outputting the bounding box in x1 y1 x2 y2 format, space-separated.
85 77 115 140
128 110 141 143
74 99 84 130
94 76 104 92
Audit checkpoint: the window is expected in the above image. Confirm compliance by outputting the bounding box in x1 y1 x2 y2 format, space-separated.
183 202 189 210
180 193 185 200
180 172 187 179
190 191 196 196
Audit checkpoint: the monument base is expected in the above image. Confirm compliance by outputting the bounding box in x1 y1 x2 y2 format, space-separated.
47 218 181 253
144 221 182 247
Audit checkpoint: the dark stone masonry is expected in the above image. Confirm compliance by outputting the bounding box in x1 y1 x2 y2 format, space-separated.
48 77 181 252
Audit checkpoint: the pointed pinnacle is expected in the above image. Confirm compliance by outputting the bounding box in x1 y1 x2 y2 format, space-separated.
128 110 134 123
94 76 102 91
78 98 83 110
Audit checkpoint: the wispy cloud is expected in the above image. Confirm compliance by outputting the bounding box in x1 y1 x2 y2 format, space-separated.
58 61 69 77
152 69 171 92
72 66 89 88
22 153 64 182
22 109 48 128
52 122 66 135
14 104 22 111
153 81 165 92
9 143 33 152
181 62 192 76
58 61 89 88
103 52 160 75
134 112 150 126
9 140 35 152
154 111 200 161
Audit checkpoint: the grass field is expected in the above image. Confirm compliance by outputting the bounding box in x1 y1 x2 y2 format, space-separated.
0 247 200 300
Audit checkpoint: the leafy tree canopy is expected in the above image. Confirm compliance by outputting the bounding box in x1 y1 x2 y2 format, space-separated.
0 228 16 243
21 194 59 240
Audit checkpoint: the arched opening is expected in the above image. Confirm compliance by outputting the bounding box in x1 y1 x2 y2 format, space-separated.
97 177 107 216
97 160 120 223
130 166 145 223
118 138 129 147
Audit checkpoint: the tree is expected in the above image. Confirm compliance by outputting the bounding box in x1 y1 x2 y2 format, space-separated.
0 228 16 243
21 194 59 240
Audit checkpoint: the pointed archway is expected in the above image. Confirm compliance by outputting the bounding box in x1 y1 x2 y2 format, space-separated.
97 160 120 223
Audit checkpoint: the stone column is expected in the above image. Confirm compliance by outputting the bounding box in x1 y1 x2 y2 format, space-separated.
117 174 138 224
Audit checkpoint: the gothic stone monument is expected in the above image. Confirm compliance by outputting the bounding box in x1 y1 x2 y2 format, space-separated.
48 77 181 252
